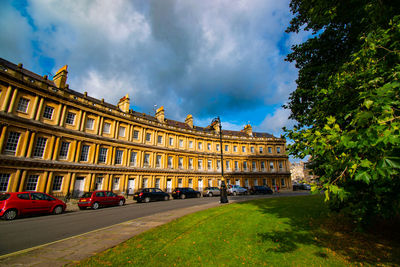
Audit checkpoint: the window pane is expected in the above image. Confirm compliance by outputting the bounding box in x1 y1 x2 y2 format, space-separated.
66 112 76 125
103 122 111 134
130 152 137 166
0 173 10 192
98 148 108 163
52 176 63 191
59 142 70 159
5 132 20 153
115 150 123 164
119 126 126 137
86 118 94 129
17 98 29 112
26 175 39 191
43 106 54 119
33 137 47 158
80 145 90 161
133 130 139 139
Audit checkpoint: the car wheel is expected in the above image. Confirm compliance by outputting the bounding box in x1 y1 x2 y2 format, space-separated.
196 193 201 198
3 209 17 220
53 205 63 215
208 192 213 197
92 202 100 210
144 197 151 203
233 191 237 196
245 191 249 195
118 200 125 206
164 195 169 201
180 194 186 199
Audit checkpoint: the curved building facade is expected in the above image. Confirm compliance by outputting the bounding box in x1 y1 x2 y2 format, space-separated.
0 58 291 197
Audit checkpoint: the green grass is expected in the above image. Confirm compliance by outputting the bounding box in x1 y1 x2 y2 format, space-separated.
76 195 400 266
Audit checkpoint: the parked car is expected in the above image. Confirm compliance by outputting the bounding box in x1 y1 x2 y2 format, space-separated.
0 192 66 220
203 187 221 197
78 190 125 210
294 183 311 190
172 187 201 199
250 186 273 195
228 185 248 195
133 188 170 203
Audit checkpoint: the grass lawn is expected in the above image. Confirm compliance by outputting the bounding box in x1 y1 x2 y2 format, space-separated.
76 195 400 266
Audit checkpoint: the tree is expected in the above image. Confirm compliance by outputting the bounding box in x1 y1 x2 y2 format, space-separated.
284 0 400 227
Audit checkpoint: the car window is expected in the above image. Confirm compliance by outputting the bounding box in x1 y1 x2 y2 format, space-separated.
106 191 116 197
95 191 105 197
188 188 194 192
45 194 56 201
17 193 30 200
31 193 46 200
155 189 162 192
81 192 92 198
0 194 10 201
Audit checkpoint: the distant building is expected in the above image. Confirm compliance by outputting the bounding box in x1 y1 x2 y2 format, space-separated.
290 160 317 184
0 58 291 197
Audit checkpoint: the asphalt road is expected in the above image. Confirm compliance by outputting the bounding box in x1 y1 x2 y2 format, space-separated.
0 192 308 256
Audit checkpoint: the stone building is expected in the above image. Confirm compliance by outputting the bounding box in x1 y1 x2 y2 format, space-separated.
0 58 291 197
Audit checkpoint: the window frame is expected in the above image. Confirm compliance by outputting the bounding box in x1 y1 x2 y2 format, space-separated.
43 105 54 120
33 137 47 158
16 98 29 113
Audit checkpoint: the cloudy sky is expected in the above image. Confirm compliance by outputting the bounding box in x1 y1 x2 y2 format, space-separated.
0 0 308 138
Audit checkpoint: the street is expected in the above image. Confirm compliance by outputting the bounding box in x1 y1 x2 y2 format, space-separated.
0 192 308 256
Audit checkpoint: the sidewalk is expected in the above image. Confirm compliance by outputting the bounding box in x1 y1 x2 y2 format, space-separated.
0 191 306 267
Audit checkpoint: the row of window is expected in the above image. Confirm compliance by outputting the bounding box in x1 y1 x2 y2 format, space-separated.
13 96 283 154
0 173 63 192
0 173 287 193
4 130 286 171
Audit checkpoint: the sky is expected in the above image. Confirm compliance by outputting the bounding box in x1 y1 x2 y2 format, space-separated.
0 0 310 141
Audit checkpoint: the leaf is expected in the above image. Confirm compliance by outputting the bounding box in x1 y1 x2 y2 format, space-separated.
384 157 400 169
364 100 373 109
355 171 371 184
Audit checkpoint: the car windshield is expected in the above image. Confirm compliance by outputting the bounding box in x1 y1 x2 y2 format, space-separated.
81 192 93 198
0 194 10 201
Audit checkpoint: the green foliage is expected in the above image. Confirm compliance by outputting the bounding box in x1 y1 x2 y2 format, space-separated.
285 0 400 227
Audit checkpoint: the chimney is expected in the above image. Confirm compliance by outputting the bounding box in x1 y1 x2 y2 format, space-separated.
211 119 221 133
155 106 165 123
117 94 130 113
243 124 253 136
53 65 68 89
185 114 193 128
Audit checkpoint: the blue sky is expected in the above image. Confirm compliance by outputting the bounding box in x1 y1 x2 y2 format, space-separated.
0 0 310 140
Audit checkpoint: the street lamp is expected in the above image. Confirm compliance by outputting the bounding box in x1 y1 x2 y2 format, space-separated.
212 117 229 203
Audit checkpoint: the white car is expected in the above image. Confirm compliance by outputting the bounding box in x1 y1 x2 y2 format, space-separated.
228 185 248 195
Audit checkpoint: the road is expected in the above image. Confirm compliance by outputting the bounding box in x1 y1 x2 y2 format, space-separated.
0 192 308 256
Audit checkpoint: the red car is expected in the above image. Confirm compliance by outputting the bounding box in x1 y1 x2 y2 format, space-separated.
0 192 66 220
78 190 125 210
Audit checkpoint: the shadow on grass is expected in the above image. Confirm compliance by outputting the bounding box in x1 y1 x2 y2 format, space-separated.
238 195 400 266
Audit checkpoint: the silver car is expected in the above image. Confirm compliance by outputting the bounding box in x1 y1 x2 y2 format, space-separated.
203 187 221 197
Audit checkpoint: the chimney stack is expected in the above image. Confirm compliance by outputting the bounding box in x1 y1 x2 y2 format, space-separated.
117 94 130 113
155 106 165 123
185 114 193 128
53 65 68 89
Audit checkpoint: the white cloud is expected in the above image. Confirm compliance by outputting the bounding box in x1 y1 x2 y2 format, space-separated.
256 107 295 137
0 0 303 133
0 2 35 67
